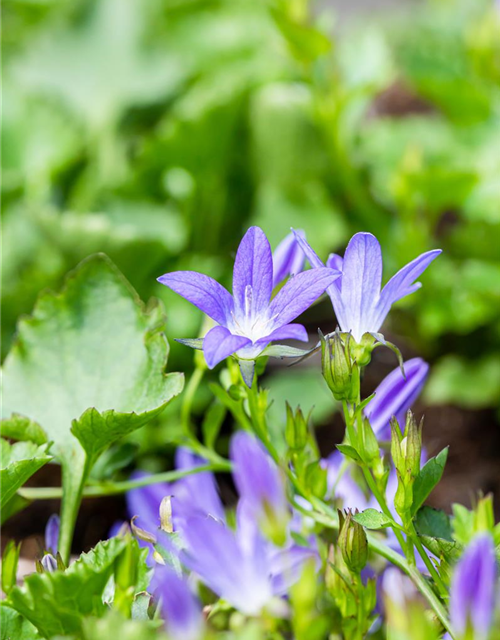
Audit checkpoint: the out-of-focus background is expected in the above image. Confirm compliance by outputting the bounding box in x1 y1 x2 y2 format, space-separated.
3 0 500 550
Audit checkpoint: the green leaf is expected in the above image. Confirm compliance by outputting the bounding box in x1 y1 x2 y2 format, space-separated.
412 447 448 515
2 540 21 596
352 509 395 530
0 414 47 445
1 494 31 526
6 536 129 638
2 254 183 560
0 605 42 640
81 611 167 640
202 401 226 450
0 439 51 509
415 506 462 562
336 444 362 463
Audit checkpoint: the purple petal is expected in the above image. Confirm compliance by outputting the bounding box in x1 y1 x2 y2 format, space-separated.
150 566 203 640
272 230 305 287
230 432 288 521
203 326 251 369
173 448 225 523
374 249 442 330
326 253 343 292
45 514 60 555
232 227 273 318
254 323 308 347
126 471 170 534
157 271 233 326
41 554 58 573
181 516 272 614
268 268 340 328
292 229 325 269
450 534 497 639
363 358 429 438
339 232 383 340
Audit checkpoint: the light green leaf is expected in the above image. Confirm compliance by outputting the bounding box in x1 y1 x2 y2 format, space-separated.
6 537 129 638
352 509 395 530
0 605 42 640
412 447 448 515
2 254 183 560
81 611 167 640
0 414 47 445
0 439 51 509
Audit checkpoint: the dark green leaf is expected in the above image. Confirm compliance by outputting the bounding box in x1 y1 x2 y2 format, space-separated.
2 540 21 596
412 447 448 515
336 444 362 463
415 506 453 540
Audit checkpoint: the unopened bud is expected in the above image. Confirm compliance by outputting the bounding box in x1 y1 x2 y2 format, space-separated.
321 331 359 403
40 553 58 573
285 403 308 451
338 510 368 574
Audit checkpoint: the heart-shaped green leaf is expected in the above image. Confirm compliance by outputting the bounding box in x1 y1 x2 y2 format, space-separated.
0 439 51 510
1 254 183 560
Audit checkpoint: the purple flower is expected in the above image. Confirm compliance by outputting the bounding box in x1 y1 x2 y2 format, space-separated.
293 230 441 342
364 358 429 439
41 553 58 573
230 431 289 537
150 566 203 640
45 514 60 555
272 230 306 287
158 227 339 379
125 449 224 539
450 534 497 640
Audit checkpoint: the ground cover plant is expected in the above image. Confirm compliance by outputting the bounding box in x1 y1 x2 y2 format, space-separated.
2 0 500 638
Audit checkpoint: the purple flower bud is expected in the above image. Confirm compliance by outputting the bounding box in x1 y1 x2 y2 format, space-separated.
272 230 306 287
41 553 58 573
44 514 60 555
230 432 289 537
450 534 497 640
364 358 429 438
151 567 203 640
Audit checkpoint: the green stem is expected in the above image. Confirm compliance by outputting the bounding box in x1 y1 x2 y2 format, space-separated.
181 365 205 433
58 454 91 564
408 521 448 597
18 463 231 501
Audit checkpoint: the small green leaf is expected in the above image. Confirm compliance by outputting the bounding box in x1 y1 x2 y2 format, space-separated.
412 447 448 515
6 536 130 638
0 415 47 445
202 401 226 450
2 540 21 596
352 509 395 530
0 439 51 510
260 344 315 359
336 444 362 463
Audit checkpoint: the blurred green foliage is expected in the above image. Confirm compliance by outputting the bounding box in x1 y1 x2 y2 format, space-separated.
3 0 500 453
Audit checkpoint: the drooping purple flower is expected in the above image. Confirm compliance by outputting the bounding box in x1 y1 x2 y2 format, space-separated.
364 358 429 439
449 534 497 640
150 566 204 640
272 230 306 287
125 449 224 540
293 230 441 342
158 226 339 381
230 431 288 532
45 514 60 555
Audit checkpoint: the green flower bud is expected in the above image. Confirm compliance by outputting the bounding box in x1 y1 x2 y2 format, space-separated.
321 331 359 403
391 411 422 523
338 510 368 574
285 402 309 451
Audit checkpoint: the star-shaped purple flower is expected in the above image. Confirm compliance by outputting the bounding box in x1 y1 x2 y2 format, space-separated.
293 230 441 342
158 226 339 382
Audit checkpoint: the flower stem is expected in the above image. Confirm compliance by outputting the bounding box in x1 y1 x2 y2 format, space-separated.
18 463 231 501
180 364 205 433
408 520 448 597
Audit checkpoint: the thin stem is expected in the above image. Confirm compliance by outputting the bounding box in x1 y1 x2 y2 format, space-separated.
18 463 231 501
408 521 448 597
181 365 205 433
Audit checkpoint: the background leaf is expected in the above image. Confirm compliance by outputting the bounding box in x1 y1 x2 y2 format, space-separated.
0 439 51 509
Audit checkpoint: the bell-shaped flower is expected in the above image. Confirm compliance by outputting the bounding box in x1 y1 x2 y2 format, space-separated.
364 358 429 439
272 230 306 287
158 226 339 382
293 230 441 343
230 431 289 543
150 566 204 640
450 533 497 640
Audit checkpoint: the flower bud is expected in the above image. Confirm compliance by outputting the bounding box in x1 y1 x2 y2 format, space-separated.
40 553 58 573
321 331 359 403
391 411 422 522
338 510 368 574
285 403 309 451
